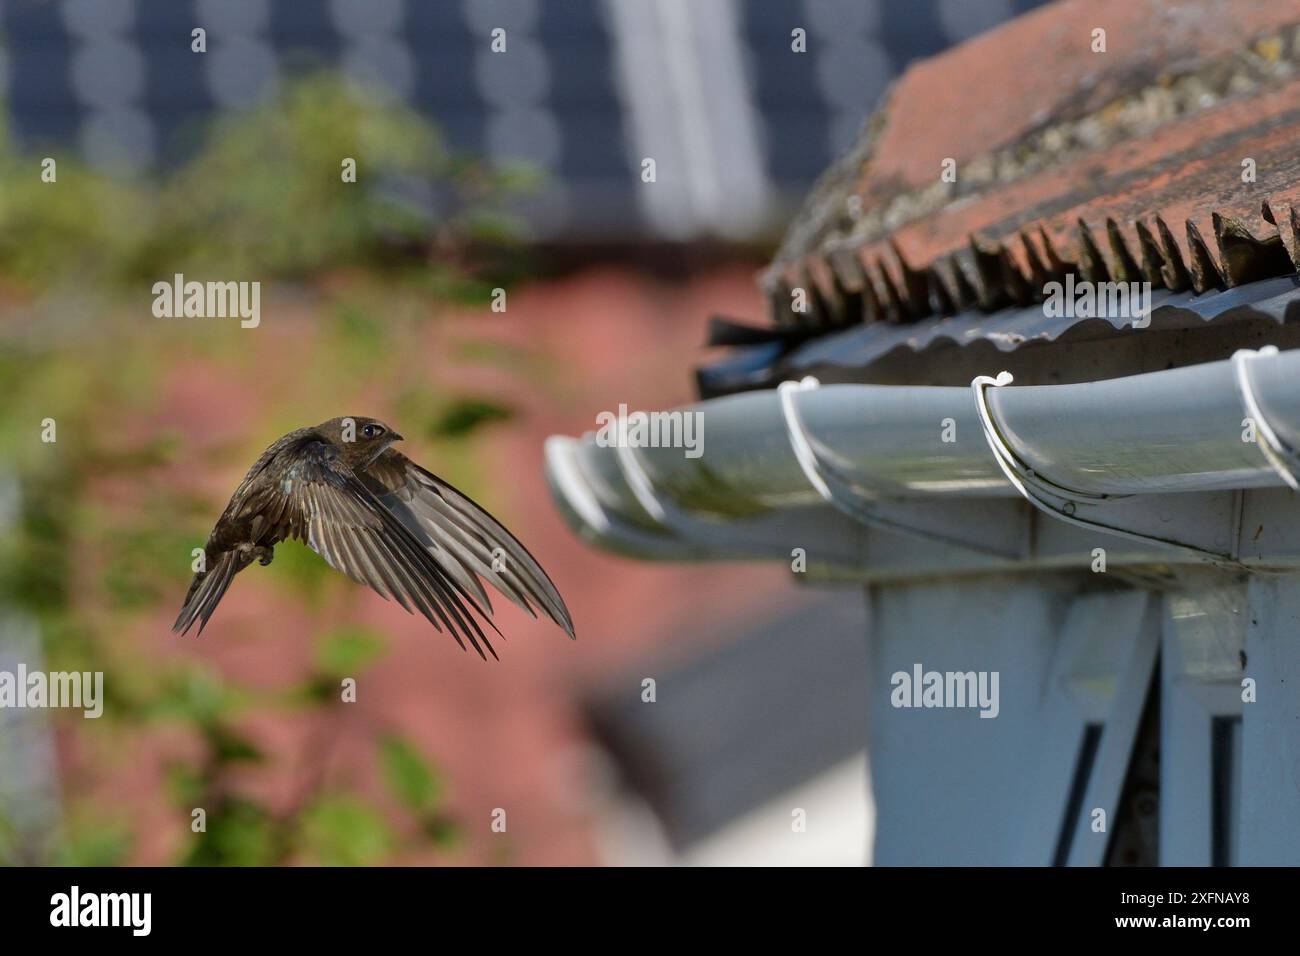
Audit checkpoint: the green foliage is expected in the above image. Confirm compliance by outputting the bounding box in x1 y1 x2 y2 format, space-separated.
0 73 532 293
103 521 199 610
0 71 533 868
263 538 338 606
182 797 278 867
430 396 515 438
298 795 394 866
206 725 266 765
0 472 73 615
132 665 241 727
330 303 389 361
54 818 132 868
0 149 147 292
377 736 461 854
424 815 463 851
315 625 388 677
152 76 455 279
380 736 444 812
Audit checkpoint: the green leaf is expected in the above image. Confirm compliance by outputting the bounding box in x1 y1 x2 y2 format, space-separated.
135 666 228 725
265 538 336 604
331 304 387 359
314 626 387 676
144 666 234 726
429 397 514 438
56 819 132 867
423 815 462 851
164 762 204 805
182 797 277 867
299 794 393 866
207 725 264 764
379 736 443 812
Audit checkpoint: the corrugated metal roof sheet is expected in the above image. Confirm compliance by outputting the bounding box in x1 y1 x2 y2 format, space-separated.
700 275 1300 394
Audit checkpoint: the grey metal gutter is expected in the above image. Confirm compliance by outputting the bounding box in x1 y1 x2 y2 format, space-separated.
546 346 1300 565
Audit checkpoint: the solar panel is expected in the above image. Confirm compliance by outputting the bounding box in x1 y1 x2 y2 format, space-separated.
0 0 1047 238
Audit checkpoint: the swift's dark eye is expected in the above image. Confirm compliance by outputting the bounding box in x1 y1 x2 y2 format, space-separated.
362 423 384 439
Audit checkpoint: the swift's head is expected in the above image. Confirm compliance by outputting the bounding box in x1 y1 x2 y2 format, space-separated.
317 416 403 469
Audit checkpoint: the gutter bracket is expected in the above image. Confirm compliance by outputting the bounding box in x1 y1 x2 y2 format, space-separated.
972 371 1234 563
778 376 1023 558
1233 346 1300 491
612 441 740 542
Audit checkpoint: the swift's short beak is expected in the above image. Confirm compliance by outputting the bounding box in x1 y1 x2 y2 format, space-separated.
389 432 404 442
